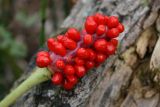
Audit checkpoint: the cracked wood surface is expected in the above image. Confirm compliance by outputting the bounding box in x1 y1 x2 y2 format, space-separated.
12 0 160 107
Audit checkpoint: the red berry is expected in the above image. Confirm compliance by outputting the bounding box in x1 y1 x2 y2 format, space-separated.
54 43 67 56
57 35 64 42
107 16 119 28
86 61 95 69
47 38 66 56
66 75 78 85
85 19 97 34
66 28 80 41
106 42 116 55
63 80 74 90
110 39 118 47
75 65 86 78
36 56 51 68
75 57 85 65
64 65 75 75
37 51 49 57
61 37 77 50
96 25 106 36
76 48 89 59
106 28 119 38
86 16 95 21
47 38 56 48
117 23 124 33
83 34 93 45
56 60 65 69
94 13 105 25
87 49 96 61
51 72 63 85
104 16 109 25
94 39 108 53
96 53 106 63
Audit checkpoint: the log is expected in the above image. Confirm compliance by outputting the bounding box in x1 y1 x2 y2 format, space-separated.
11 0 160 107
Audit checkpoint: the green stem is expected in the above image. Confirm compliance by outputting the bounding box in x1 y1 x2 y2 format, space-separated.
0 67 52 107
39 0 48 46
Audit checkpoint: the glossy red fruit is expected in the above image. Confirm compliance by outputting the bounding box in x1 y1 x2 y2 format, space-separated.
37 51 49 57
85 18 97 34
87 49 96 61
107 16 119 28
96 53 106 63
63 80 74 90
54 43 66 56
75 57 85 65
106 42 116 55
61 37 77 50
57 35 64 42
117 23 124 33
51 72 63 85
47 38 66 56
94 13 105 25
36 56 51 68
47 38 56 49
83 34 93 45
94 39 108 53
106 28 119 38
104 16 109 25
96 25 106 36
64 65 75 75
66 28 80 41
86 16 95 21
86 61 95 69
75 65 86 78
54 42 67 56
66 75 78 85
110 39 118 47
76 48 89 59
56 60 65 69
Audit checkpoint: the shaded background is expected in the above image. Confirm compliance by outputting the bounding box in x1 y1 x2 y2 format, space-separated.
0 0 77 99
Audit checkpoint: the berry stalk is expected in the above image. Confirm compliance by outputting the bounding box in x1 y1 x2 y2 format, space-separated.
0 67 52 107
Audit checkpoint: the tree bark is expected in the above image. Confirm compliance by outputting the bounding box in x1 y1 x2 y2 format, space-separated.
12 0 160 107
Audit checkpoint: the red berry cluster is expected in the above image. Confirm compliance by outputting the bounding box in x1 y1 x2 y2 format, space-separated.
36 13 124 90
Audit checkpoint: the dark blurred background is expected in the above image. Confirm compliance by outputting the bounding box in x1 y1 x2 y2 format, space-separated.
0 0 77 99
